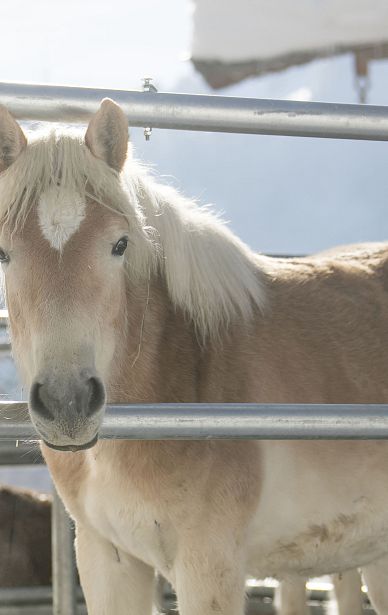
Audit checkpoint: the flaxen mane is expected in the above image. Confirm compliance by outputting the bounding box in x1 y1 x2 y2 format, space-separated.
0 130 266 337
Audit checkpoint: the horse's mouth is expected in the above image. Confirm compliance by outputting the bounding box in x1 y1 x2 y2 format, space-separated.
43 434 98 452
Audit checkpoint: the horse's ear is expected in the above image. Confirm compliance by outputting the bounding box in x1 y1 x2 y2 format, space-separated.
0 105 27 173
85 99 129 172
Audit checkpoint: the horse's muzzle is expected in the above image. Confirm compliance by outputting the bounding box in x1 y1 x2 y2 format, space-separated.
28 371 106 449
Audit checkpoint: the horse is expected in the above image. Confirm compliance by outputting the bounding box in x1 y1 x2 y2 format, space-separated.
1 99 388 615
0 485 51 586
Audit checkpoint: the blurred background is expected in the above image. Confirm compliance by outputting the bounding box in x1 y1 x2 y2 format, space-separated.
1 0 388 485
2 0 388 256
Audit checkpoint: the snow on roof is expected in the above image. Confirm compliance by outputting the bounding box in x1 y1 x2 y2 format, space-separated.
191 0 388 88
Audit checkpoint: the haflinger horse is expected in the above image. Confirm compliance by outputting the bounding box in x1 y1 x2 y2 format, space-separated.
0 100 388 615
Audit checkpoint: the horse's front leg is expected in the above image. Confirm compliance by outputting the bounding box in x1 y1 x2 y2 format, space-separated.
75 523 154 615
174 535 246 615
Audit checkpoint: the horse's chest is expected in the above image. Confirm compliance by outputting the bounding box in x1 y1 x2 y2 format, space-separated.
81 475 177 576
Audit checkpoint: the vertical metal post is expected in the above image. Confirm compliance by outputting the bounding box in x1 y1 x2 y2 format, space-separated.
52 488 77 615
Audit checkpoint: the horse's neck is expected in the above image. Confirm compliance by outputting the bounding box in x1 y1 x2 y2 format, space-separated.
106 273 261 405
107 276 200 404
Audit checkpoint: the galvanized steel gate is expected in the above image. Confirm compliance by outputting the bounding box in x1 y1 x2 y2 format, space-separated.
1 80 388 613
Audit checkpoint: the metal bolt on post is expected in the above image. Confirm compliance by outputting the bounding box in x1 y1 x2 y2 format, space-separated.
144 126 152 141
52 488 77 615
142 77 157 141
142 77 157 93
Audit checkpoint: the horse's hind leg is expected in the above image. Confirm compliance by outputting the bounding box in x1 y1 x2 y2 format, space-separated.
332 570 363 615
361 555 388 615
275 578 309 615
75 524 154 615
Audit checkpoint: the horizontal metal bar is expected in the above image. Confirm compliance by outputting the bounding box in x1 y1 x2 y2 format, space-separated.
2 402 388 439
0 584 339 605
0 441 43 465
0 587 370 615
0 588 86 615
1 81 388 140
0 607 86 615
0 587 82 606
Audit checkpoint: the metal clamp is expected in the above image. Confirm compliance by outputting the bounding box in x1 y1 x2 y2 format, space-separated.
142 77 157 93
142 77 157 140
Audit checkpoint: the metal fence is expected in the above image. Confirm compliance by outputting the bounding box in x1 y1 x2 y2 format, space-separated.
0 80 387 614
2 80 388 140
2 402 388 441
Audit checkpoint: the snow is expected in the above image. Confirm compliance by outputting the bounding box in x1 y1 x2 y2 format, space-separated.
192 0 388 62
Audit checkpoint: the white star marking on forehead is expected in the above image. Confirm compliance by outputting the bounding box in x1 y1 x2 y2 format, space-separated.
38 185 86 251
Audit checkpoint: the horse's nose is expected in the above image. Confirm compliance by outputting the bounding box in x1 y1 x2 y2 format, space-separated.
29 376 105 421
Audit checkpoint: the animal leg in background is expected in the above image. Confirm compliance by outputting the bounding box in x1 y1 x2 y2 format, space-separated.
276 577 309 615
276 570 363 615
332 569 363 615
75 524 154 615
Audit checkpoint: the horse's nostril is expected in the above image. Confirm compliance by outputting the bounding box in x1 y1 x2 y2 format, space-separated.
29 376 105 422
86 377 105 417
29 382 55 421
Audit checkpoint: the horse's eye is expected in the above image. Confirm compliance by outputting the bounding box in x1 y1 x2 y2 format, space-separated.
112 237 128 257
0 248 10 264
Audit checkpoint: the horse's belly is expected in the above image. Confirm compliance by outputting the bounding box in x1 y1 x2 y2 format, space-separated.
248 441 388 578
248 517 388 579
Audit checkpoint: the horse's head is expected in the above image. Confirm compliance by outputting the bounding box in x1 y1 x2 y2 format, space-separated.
0 100 149 451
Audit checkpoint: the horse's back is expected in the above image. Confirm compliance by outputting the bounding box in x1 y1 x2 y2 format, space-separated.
248 241 388 403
